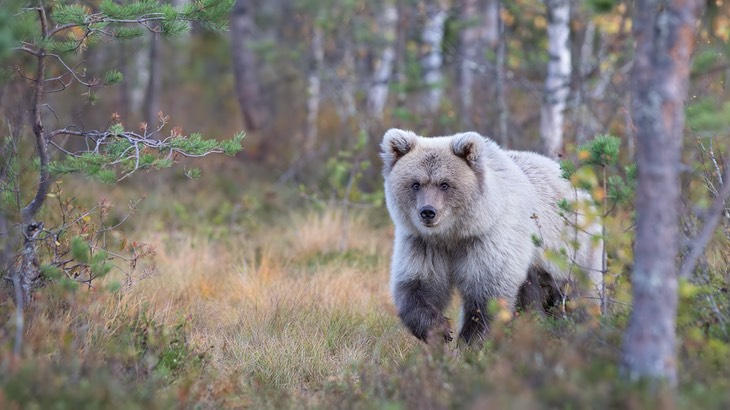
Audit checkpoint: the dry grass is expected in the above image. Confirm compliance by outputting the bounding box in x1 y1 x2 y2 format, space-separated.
4 195 730 408
107 207 415 404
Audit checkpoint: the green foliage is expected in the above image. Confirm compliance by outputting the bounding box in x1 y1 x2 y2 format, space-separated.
71 236 90 264
103 69 123 85
100 0 159 20
324 130 384 207
113 27 145 39
560 158 576 180
52 4 88 25
687 98 730 132
588 0 620 13
579 134 621 168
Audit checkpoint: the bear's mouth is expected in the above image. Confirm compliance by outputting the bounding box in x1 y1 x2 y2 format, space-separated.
419 219 440 228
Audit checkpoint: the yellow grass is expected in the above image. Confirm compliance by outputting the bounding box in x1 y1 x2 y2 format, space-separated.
112 207 414 398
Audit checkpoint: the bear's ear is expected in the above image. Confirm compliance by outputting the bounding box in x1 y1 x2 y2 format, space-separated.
381 129 417 174
451 132 486 169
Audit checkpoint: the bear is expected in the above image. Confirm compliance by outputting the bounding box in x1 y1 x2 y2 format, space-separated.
380 129 603 344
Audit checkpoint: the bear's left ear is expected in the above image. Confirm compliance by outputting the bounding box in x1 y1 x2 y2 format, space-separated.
451 132 485 169
381 128 418 175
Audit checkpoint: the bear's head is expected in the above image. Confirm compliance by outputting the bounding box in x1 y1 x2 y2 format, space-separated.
381 129 486 237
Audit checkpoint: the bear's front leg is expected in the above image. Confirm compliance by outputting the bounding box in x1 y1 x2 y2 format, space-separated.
393 279 453 343
458 296 491 345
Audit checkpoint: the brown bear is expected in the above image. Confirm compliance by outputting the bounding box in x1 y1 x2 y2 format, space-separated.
381 129 602 344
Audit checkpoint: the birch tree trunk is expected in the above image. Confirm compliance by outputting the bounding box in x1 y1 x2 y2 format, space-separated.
481 0 499 49
540 0 571 159
573 19 595 146
622 0 703 386
304 21 324 151
495 0 509 148
421 0 448 114
230 0 269 131
130 34 150 121
367 1 398 121
459 0 479 128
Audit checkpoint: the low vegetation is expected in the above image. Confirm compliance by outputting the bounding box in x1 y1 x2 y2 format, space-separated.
1 164 729 408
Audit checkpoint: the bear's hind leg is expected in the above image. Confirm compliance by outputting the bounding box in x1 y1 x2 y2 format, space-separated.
394 279 453 343
517 267 564 315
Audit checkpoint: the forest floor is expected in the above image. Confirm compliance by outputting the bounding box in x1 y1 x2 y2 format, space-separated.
1 167 730 409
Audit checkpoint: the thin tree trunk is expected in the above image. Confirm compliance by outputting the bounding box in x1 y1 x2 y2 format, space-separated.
495 0 509 148
230 0 269 131
573 20 595 146
144 31 162 127
421 0 448 114
622 0 703 386
130 34 150 121
481 0 499 49
367 1 398 121
304 21 324 151
20 4 51 305
459 0 478 128
540 0 571 159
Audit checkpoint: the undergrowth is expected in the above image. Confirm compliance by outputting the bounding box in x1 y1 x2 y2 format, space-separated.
1 173 730 409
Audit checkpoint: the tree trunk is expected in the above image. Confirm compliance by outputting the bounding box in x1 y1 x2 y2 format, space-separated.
367 1 398 121
459 0 478 128
622 0 703 386
304 21 324 151
130 34 150 121
144 31 162 128
481 0 499 49
230 0 269 131
540 0 571 159
421 0 448 114
495 0 509 148
573 19 595 146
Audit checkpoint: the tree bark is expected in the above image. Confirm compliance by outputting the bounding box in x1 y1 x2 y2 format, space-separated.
144 31 162 127
230 0 269 131
421 0 448 114
459 0 478 128
573 19 595 146
481 0 499 49
367 1 398 121
540 0 571 159
622 0 703 386
495 0 509 148
304 21 324 151
19 4 51 305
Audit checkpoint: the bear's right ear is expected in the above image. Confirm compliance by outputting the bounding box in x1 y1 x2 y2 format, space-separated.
381 129 417 175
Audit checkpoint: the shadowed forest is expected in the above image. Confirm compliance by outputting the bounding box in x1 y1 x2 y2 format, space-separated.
1 0 730 408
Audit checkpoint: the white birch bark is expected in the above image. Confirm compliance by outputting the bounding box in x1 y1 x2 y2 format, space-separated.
573 19 595 145
367 1 398 120
459 0 479 127
495 0 509 148
540 0 571 159
304 22 324 151
129 34 150 120
481 0 499 48
421 1 448 114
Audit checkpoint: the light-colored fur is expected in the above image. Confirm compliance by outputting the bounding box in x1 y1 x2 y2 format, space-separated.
381 129 602 342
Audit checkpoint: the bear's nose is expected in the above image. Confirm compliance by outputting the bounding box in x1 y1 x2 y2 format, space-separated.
419 206 437 221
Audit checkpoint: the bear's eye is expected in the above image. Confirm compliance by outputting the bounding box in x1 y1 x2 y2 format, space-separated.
440 182 450 191
412 182 421 191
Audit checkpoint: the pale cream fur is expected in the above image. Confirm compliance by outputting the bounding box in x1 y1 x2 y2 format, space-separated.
381 129 602 339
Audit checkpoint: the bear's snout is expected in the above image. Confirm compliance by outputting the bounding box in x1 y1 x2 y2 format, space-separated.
419 205 437 224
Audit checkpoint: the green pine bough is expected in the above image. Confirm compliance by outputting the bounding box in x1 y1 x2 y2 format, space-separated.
1 0 241 303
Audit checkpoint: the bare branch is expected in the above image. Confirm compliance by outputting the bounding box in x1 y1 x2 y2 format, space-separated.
678 159 730 279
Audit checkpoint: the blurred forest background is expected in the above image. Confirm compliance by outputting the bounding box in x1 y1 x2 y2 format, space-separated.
1 0 730 408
